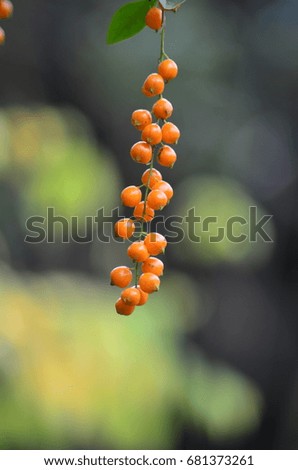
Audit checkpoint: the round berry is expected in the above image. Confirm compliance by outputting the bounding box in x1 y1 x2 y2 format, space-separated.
162 122 180 144
115 298 135 316
158 59 178 82
130 141 153 164
0 0 13 19
144 232 167 255
141 123 162 145
141 168 162 189
139 273 160 293
110 266 133 288
152 180 174 200
121 287 141 306
131 109 152 131
142 73 164 97
157 145 177 168
152 98 173 120
145 6 163 31
121 185 142 207
147 189 168 210
133 201 155 222
142 257 164 277
114 218 135 239
127 241 150 262
0 27 5 45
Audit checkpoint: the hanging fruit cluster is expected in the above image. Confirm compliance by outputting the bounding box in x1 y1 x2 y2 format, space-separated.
110 3 181 316
0 0 13 45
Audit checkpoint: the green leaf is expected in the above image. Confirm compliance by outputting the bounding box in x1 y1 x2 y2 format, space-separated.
107 0 156 45
159 0 186 11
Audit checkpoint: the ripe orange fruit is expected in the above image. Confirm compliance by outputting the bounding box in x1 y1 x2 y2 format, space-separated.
139 273 160 293
145 6 163 31
142 257 164 277
0 27 5 45
157 145 177 168
110 266 133 288
0 0 13 19
115 298 135 316
147 189 168 210
162 122 180 144
133 201 155 222
114 218 135 239
121 185 142 207
136 286 149 306
131 109 152 131
130 141 152 164
152 180 174 200
141 123 162 145
141 168 162 189
152 98 173 120
144 232 167 255
121 287 141 306
158 59 178 82
142 73 165 97
127 241 150 262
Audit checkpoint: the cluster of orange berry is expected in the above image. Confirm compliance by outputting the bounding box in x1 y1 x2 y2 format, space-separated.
0 0 13 45
110 4 180 316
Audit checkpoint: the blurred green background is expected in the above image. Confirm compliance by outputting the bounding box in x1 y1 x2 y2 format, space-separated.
0 0 297 450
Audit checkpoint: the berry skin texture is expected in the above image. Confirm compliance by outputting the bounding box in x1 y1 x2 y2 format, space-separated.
137 286 149 306
158 59 178 82
144 232 167 255
114 218 135 239
147 189 168 210
121 287 141 306
131 109 152 131
139 273 160 293
142 73 165 98
142 257 164 277
115 298 135 316
141 168 162 189
152 98 173 120
157 145 177 168
0 0 13 19
152 180 174 200
127 241 150 262
121 185 142 207
110 266 133 288
141 123 162 146
0 27 5 45
130 141 152 164
162 122 180 144
133 201 155 222
145 6 163 31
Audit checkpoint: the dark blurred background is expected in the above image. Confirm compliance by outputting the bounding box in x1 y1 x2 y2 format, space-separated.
0 0 298 450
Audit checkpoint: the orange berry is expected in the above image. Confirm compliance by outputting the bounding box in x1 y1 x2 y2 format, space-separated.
139 273 160 293
158 59 178 82
152 98 173 120
142 257 164 277
141 168 162 189
127 241 150 262
133 201 155 222
145 6 163 31
121 287 141 306
130 141 152 164
131 109 152 131
0 0 13 19
157 145 177 168
144 232 167 256
0 27 5 45
142 73 165 97
147 189 168 210
110 266 133 288
115 298 135 316
152 180 174 200
114 218 135 239
121 185 142 207
141 123 162 145
136 286 149 306
162 122 180 144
